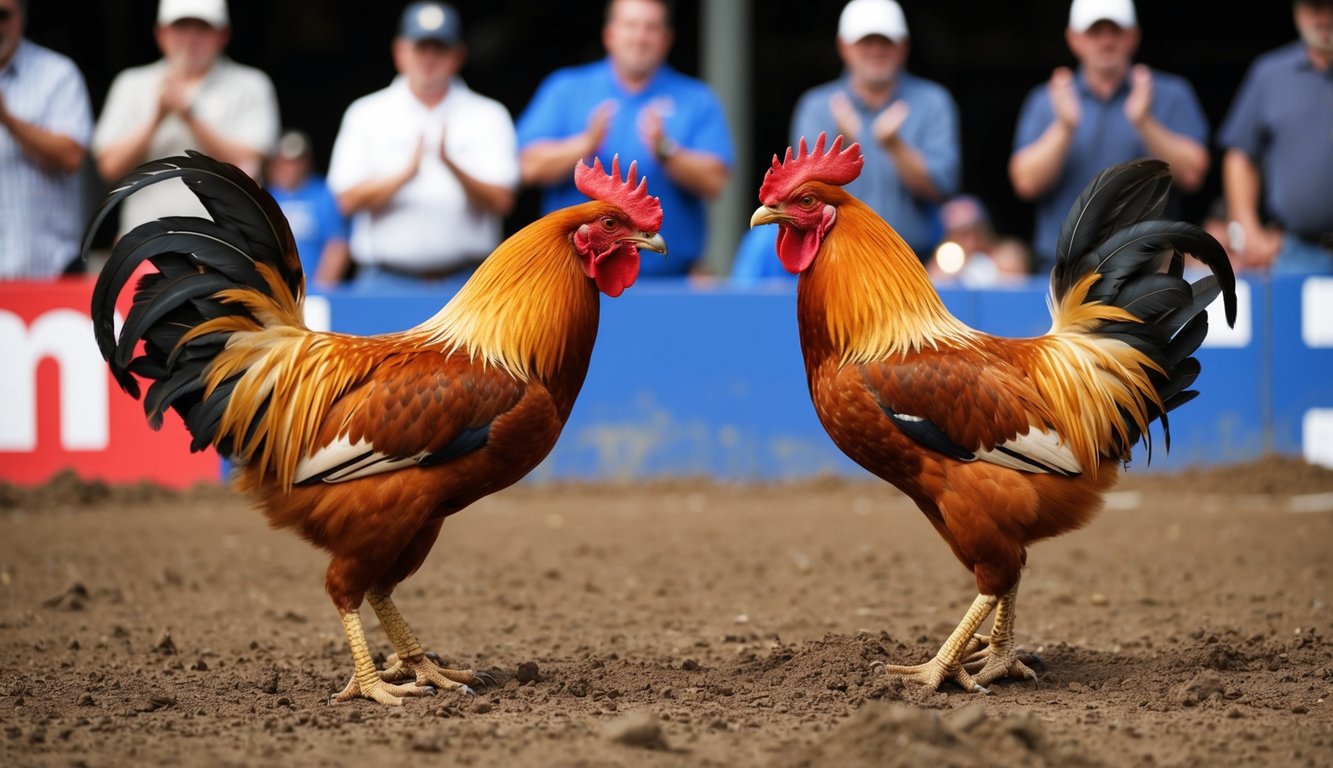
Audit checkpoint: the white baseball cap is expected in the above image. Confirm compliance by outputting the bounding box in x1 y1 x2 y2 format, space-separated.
158 0 230 27
1068 0 1137 33
838 0 909 44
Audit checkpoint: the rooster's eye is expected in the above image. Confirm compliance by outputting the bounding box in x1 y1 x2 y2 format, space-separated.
601 217 617 230
799 196 815 208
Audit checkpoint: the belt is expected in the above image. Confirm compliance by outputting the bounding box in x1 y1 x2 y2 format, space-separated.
374 259 483 281
1293 232 1333 253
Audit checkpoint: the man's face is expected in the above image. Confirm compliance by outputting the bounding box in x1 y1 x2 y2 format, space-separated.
155 18 229 76
1295 0 1333 57
265 153 310 191
392 38 464 94
603 0 672 81
1067 20 1140 77
837 35 907 91
0 0 23 68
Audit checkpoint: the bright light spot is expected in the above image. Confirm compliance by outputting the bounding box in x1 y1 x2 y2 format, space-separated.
1303 277 1333 348
1202 279 1251 348
1304 409 1333 469
934 241 965 275
418 6 445 30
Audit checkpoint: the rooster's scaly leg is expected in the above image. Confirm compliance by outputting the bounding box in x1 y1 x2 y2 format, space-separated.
962 580 1040 685
331 609 433 705
366 591 492 695
874 593 997 693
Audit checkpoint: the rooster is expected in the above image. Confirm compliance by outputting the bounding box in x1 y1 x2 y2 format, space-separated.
86 151 665 705
750 134 1236 693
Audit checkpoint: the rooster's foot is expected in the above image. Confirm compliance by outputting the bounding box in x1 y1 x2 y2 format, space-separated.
378 651 493 695
962 633 992 658
331 674 436 706
963 646 1042 686
380 651 436 682
872 658 990 694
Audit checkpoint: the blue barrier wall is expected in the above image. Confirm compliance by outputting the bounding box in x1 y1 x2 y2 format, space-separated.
1270 277 1333 459
315 275 1331 480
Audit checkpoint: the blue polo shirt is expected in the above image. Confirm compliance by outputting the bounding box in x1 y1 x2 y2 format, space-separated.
1013 67 1208 272
729 223 787 285
790 74 960 257
516 59 733 275
1218 42 1333 239
267 176 348 284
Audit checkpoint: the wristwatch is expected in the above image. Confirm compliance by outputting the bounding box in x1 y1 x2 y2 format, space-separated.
1226 221 1246 253
655 136 680 162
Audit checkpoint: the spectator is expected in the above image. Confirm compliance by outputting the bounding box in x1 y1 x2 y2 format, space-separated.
729 224 784 286
926 195 1032 288
1009 0 1209 276
92 0 279 237
1217 0 1333 275
1192 196 1240 280
264 129 350 291
0 0 93 279
789 0 961 261
328 1 518 293
517 0 733 279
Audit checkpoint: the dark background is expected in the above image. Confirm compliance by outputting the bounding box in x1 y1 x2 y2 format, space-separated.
28 0 1295 267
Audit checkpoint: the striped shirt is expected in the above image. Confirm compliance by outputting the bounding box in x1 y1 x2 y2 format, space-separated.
0 39 93 279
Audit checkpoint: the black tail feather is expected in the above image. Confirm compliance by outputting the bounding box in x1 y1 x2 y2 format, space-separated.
1053 160 1170 294
164 330 229 372
144 373 207 430
1155 358 1201 405
1158 276 1221 339
126 356 168 382
186 376 242 453
1165 313 1211 368
1113 273 1193 325
83 152 300 296
1052 158 1239 464
1162 389 1201 414
113 272 236 370
85 152 302 454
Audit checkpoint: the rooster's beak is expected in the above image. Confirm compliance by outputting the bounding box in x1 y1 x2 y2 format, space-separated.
750 205 786 229
632 232 668 256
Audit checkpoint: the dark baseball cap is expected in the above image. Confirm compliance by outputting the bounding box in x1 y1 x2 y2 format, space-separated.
399 2 462 45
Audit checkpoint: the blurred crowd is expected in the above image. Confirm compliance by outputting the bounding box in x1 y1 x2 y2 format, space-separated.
2 0 1331 289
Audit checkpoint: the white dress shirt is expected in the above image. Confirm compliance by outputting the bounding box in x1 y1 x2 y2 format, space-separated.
327 76 518 271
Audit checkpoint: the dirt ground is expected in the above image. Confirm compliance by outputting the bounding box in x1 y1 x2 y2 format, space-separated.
2 455 1332 767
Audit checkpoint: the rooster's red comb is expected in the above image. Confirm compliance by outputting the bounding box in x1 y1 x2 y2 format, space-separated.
575 155 663 233
758 132 864 203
